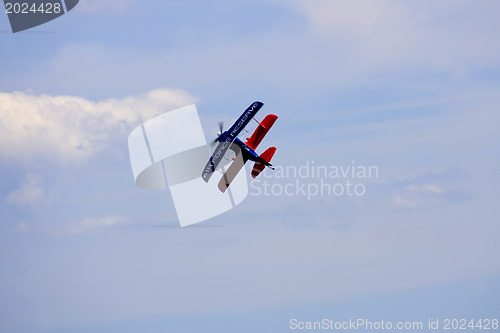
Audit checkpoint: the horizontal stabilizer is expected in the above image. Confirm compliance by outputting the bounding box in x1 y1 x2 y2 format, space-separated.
251 147 276 178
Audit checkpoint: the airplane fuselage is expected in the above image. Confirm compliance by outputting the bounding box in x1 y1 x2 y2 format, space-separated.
217 134 271 166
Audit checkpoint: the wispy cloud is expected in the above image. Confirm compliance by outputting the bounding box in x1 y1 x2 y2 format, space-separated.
65 215 130 235
14 221 29 233
390 169 472 210
6 173 44 206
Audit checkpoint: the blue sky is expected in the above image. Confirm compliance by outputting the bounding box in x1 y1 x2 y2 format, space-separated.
1 1 499 332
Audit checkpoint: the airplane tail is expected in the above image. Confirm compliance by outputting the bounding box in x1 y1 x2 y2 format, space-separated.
251 147 276 178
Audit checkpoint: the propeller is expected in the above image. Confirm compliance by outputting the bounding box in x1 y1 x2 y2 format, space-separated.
210 121 224 147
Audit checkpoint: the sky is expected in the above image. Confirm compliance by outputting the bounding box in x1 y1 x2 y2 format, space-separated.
0 0 499 332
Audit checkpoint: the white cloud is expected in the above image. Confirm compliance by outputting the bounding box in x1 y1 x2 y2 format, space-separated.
65 215 129 235
0 89 197 162
6 173 44 206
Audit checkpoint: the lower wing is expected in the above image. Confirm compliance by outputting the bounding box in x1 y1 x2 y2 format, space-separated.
218 153 248 193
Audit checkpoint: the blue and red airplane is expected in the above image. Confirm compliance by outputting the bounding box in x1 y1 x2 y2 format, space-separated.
201 101 278 192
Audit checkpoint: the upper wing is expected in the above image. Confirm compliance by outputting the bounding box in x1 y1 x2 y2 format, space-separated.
225 101 263 140
201 101 263 183
245 114 278 150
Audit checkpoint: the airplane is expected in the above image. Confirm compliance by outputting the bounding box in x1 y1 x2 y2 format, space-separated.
201 101 278 192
